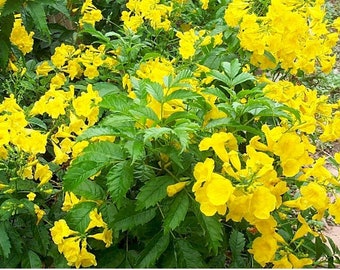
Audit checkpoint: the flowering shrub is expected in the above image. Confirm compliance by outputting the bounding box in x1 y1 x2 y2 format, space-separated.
1 0 340 268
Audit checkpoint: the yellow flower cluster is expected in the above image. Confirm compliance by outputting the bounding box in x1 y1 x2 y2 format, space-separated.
193 128 340 266
263 80 340 141
0 0 6 10
9 14 34 55
50 208 112 268
0 95 52 186
79 0 103 27
30 84 103 165
36 43 117 82
224 0 338 74
121 0 172 32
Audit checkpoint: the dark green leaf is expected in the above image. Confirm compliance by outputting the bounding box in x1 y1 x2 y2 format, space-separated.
210 70 231 86
65 201 97 233
136 232 170 268
136 176 175 210
21 250 42 268
0 221 11 258
164 191 189 234
124 139 145 164
26 2 50 41
1 0 24 16
229 229 246 267
194 204 223 255
113 206 157 232
71 179 105 200
100 93 132 111
175 239 205 268
107 160 134 206
27 117 48 130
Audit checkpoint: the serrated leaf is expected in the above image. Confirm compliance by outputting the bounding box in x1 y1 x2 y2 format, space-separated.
222 59 241 79
0 222 11 259
100 93 132 111
165 89 200 102
175 239 205 268
210 70 231 86
76 126 119 141
124 139 145 164
194 204 223 255
146 81 164 102
65 202 97 233
1 0 24 16
113 205 157 232
144 127 173 143
164 111 201 125
63 160 101 191
229 229 246 267
21 250 42 268
231 72 254 86
136 232 170 268
129 107 160 123
164 191 189 234
107 160 134 206
94 82 120 97
70 179 105 200
26 2 50 41
136 176 175 210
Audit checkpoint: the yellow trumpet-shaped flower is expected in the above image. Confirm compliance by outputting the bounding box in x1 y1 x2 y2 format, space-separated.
167 182 187 197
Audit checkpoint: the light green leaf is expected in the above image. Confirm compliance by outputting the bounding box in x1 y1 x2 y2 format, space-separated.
100 93 132 111
107 160 134 206
144 127 173 143
124 139 145 164
165 89 200 102
27 117 47 130
210 69 231 86
76 126 119 141
175 239 205 268
65 201 97 233
163 191 189 234
222 58 241 79
146 81 164 102
70 179 105 200
136 232 170 268
136 176 175 210
231 72 254 86
0 222 11 259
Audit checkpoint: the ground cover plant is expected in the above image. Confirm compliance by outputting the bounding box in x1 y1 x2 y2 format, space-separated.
1 0 340 268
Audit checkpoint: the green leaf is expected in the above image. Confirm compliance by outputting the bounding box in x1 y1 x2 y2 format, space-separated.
0 221 11 259
222 58 241 79
163 191 189 234
231 72 254 86
21 250 42 268
164 111 201 125
175 239 205 268
76 126 119 141
229 229 246 268
124 139 145 164
1 0 24 16
27 117 48 130
144 127 173 142
100 93 132 111
26 2 50 41
107 160 134 206
71 179 105 200
136 232 170 268
173 121 199 151
194 204 223 255
113 205 157 232
165 89 200 102
129 107 160 123
136 176 175 210
146 81 164 102
63 160 101 191
210 69 232 86
94 82 120 97
81 23 111 46
65 201 97 233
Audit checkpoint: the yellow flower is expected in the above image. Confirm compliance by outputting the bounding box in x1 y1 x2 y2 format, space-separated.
89 227 113 248
199 132 238 162
167 182 187 197
34 204 45 225
50 219 77 245
27 192 36 201
329 197 340 224
62 192 80 212
273 255 292 268
74 240 97 268
34 163 52 187
86 208 107 231
200 0 209 9
176 29 199 59
250 186 276 220
249 235 278 267
36 61 53 76
0 0 6 9
292 214 319 241
288 253 313 268
10 15 34 55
